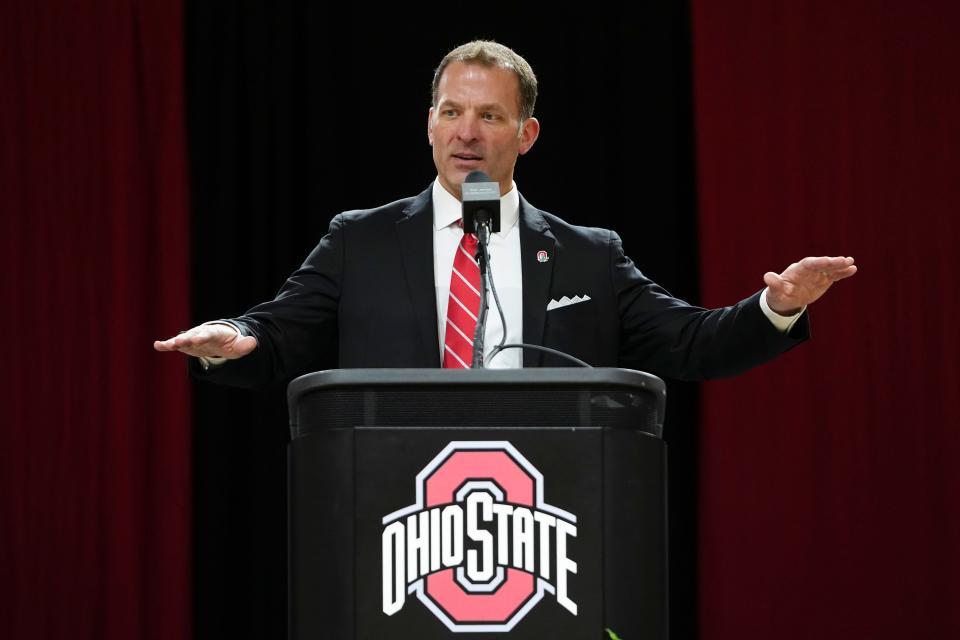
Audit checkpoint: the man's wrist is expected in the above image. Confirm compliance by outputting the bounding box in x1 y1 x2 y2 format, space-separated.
760 287 805 333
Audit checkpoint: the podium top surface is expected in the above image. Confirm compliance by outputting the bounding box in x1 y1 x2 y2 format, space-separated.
287 368 666 439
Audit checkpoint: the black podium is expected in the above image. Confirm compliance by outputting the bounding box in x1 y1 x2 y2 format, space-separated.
287 368 668 640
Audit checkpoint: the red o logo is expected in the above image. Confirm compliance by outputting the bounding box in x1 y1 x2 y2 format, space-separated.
381 441 578 632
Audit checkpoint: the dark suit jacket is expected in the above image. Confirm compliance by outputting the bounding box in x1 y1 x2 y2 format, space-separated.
200 186 808 389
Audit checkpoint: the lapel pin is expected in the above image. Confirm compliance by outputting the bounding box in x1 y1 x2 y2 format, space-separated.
536 250 549 263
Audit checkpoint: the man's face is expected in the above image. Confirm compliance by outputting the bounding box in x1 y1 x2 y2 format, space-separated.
428 61 540 199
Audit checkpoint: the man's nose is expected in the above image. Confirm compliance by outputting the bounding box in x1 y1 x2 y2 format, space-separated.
455 113 481 142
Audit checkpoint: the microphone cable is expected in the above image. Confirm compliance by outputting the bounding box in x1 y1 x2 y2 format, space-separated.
483 252 591 369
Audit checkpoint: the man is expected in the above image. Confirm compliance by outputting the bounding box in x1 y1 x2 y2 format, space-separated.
155 40 856 386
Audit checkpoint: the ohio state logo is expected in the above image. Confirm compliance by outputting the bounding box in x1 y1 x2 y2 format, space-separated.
381 441 578 632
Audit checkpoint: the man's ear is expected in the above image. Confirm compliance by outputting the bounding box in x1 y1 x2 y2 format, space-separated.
518 117 540 155
427 107 435 146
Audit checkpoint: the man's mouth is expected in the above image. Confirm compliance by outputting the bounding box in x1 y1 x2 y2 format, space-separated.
453 153 483 161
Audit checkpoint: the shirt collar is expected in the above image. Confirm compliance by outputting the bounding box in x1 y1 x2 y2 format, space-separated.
432 178 521 233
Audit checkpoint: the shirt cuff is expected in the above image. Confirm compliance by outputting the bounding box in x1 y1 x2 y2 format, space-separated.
759 287 806 333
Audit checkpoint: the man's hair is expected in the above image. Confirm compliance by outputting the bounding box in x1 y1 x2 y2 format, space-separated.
431 40 538 122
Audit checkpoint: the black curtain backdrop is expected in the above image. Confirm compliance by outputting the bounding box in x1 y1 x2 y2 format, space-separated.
185 5 699 639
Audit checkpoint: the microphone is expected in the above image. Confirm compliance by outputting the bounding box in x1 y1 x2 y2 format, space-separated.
461 171 500 233
461 171 500 368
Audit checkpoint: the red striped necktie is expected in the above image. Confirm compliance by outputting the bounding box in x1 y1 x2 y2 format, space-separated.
443 223 481 368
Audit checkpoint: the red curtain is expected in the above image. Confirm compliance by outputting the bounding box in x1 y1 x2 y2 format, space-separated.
693 1 960 638
0 2 191 639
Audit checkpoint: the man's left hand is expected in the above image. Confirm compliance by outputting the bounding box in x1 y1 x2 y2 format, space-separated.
763 256 857 316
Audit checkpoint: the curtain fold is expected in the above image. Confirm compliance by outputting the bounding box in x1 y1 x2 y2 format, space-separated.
693 2 960 638
0 1 191 638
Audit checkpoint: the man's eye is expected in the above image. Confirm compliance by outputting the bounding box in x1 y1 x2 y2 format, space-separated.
483 113 498 121
442 109 458 117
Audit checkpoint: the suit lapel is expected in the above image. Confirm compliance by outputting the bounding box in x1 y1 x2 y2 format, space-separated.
518 197 556 367
396 187 441 367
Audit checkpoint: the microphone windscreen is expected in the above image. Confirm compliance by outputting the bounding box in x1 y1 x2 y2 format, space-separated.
465 170 492 184
461 172 501 234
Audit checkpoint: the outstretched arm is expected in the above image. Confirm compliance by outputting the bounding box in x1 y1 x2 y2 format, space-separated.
153 213 346 388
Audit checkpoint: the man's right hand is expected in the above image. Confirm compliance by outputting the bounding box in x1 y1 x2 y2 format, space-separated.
153 323 258 359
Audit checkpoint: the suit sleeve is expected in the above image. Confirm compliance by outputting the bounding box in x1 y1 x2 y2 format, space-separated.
191 215 345 389
611 231 809 380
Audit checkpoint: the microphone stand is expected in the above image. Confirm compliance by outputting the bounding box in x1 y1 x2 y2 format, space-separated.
471 215 492 368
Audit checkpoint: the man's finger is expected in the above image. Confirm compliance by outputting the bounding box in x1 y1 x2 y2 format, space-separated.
764 271 785 291
828 265 858 281
154 325 225 353
165 331 205 350
154 339 178 352
799 255 855 272
155 331 201 351
799 256 827 271
173 334 257 359
822 256 855 272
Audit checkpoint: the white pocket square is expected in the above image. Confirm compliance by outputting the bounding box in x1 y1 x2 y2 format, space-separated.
547 294 592 311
